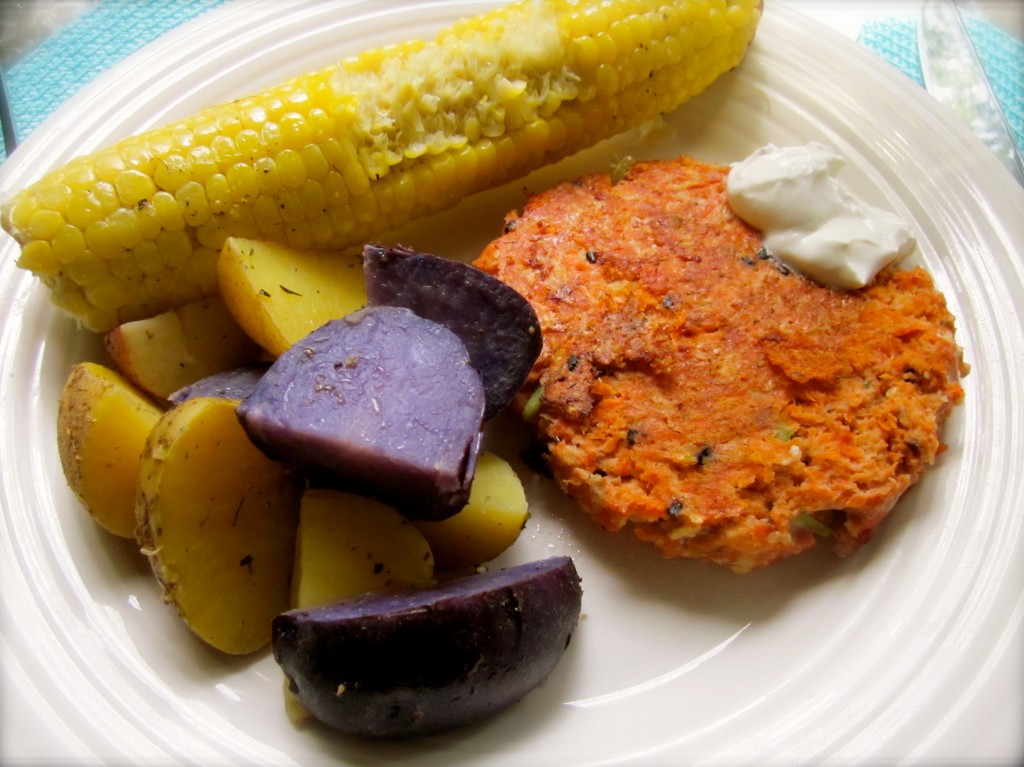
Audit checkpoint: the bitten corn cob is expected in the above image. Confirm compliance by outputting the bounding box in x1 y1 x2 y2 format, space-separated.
1 0 762 331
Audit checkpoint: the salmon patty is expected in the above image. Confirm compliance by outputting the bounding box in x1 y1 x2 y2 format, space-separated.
474 156 967 572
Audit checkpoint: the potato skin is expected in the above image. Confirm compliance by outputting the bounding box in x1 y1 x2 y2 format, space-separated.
237 306 485 520
363 244 542 420
57 362 163 537
272 556 582 737
136 397 302 654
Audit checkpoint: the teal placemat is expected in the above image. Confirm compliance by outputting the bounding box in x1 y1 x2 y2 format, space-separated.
859 13 1024 152
1 0 228 161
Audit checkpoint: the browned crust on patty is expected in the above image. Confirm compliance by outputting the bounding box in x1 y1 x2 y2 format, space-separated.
475 156 967 572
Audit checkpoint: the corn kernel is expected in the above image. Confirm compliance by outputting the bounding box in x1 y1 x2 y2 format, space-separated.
299 144 329 180
428 153 457 200
215 112 243 140
349 191 380 223
115 169 158 207
573 36 600 72
133 240 164 275
188 145 219 182
495 135 519 176
151 190 186 231
596 63 619 97
175 181 211 227
156 229 191 265
61 159 95 188
373 176 396 215
277 149 307 188
225 204 260 241
253 194 285 238
110 253 145 285
254 157 282 193
196 215 230 250
280 112 313 147
205 174 232 215
226 163 259 203
153 154 191 193
298 179 328 217
308 108 333 142
328 204 356 240
51 224 87 265
86 273 132 311
16 240 57 276
341 159 370 197
191 246 220 294
473 139 498 184
284 220 314 250
211 135 242 168
66 252 108 286
52 284 91 318
389 170 417 211
84 221 122 258
278 188 306 224
262 121 285 154
27 209 65 240
308 214 335 246
409 163 438 210
107 208 143 250
323 171 350 207
521 119 550 160
37 182 72 212
93 152 126 182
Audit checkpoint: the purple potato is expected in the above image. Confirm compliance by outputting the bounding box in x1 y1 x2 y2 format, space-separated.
236 306 485 520
363 244 542 420
167 364 269 405
272 556 582 738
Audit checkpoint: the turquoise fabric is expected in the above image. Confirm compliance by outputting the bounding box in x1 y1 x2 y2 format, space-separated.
859 14 1024 152
1 0 228 160
0 2 1021 161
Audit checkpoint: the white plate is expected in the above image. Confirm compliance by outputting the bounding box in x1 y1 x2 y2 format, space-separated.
2 1 1023 764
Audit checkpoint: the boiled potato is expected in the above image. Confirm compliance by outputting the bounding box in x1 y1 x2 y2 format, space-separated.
292 489 435 609
273 556 583 738
57 362 163 538
218 237 366 356
236 307 485 521
364 244 542 420
105 296 261 399
413 452 530 569
136 397 302 654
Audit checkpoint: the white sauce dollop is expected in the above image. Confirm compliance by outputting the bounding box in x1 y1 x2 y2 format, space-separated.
725 142 915 290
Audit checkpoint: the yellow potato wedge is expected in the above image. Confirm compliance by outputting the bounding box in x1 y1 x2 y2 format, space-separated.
57 362 163 538
105 296 262 400
136 397 302 654
413 452 530 569
218 237 366 357
292 488 435 609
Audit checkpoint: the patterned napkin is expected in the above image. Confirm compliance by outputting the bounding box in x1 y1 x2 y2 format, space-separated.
1 2 1022 161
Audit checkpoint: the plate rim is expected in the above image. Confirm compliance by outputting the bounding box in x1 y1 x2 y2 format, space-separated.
1 1 1023 765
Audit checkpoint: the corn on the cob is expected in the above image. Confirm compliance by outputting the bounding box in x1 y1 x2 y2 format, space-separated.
1 0 762 331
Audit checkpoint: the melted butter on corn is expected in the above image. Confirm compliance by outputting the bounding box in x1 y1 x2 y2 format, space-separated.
1 0 762 331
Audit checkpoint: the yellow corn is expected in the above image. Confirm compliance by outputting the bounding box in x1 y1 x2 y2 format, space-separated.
1 0 762 331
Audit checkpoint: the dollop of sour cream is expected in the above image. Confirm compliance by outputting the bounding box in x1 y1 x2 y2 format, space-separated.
725 142 915 290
